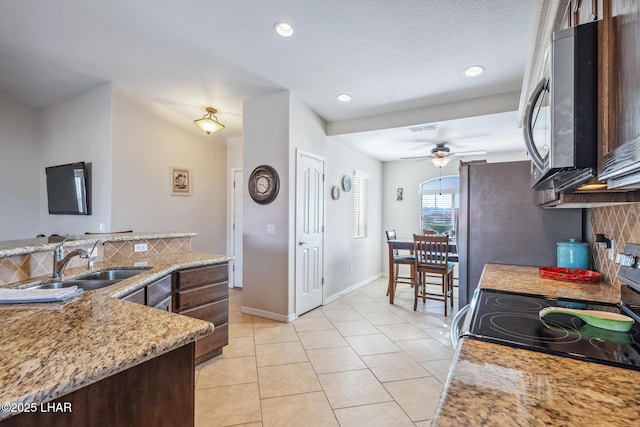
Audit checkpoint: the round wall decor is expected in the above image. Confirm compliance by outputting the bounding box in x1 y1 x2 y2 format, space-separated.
342 175 352 192
248 165 280 204
331 185 341 200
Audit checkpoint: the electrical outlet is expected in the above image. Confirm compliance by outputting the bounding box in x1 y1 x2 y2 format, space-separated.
267 224 275 235
134 243 148 253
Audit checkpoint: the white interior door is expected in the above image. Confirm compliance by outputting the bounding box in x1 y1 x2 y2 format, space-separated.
295 150 325 315
232 169 243 288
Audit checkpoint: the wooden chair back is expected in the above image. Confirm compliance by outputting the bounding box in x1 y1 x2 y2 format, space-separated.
413 234 449 268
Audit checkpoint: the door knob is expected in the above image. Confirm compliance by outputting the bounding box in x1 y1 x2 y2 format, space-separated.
298 241 307 246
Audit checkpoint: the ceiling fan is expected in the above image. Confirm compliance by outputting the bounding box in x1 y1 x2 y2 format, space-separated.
401 142 487 166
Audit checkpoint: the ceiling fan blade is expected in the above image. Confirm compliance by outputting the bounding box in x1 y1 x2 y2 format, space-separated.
449 150 487 156
400 155 429 160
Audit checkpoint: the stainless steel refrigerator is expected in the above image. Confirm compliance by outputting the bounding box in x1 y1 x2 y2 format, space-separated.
457 161 583 306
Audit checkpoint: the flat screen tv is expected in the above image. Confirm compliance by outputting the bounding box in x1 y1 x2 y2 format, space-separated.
45 162 91 215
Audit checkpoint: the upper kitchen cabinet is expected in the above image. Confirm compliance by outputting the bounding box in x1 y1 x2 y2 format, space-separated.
598 1 640 188
567 0 604 27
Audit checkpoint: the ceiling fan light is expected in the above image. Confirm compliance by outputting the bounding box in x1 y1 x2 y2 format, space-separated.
194 107 225 134
431 156 451 167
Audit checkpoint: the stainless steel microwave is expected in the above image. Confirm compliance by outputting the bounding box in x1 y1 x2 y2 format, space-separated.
523 21 598 191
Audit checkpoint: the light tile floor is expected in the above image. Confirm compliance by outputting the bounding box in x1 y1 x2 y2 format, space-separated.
194 277 459 427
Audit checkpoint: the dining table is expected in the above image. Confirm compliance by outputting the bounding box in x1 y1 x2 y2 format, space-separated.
386 237 457 304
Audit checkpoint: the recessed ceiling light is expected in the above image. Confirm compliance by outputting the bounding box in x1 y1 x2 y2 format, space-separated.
337 93 352 102
274 22 294 37
464 65 485 77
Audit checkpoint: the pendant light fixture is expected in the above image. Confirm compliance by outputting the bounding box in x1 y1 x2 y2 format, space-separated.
194 107 225 134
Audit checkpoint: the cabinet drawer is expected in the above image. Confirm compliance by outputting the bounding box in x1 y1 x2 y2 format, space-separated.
180 299 228 326
195 324 228 362
152 295 172 312
175 264 228 290
147 275 171 307
122 287 145 305
176 282 228 311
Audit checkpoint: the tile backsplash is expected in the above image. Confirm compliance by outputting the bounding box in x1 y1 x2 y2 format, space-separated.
0 237 191 285
590 204 640 286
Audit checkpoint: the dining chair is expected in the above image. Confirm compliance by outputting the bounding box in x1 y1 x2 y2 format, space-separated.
412 234 455 315
386 230 415 297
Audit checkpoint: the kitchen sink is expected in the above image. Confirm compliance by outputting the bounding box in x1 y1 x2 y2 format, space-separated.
30 280 114 291
29 267 152 291
75 267 152 281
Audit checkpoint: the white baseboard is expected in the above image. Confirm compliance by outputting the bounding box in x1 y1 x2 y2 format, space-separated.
240 273 382 321
241 306 297 323
324 272 382 304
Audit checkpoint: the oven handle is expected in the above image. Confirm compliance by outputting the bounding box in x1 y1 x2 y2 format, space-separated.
522 77 549 172
450 303 470 348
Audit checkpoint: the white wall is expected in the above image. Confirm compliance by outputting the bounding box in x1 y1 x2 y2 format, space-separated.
110 85 227 253
242 91 291 315
0 98 41 240
39 84 113 236
242 91 384 318
324 139 382 299
381 149 527 275
0 85 229 250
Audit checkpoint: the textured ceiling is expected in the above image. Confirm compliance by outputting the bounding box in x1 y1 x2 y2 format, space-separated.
0 0 537 160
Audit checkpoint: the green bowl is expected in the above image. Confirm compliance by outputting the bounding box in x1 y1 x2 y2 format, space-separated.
426 223 453 234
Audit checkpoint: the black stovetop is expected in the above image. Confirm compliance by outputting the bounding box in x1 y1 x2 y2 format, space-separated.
464 288 640 371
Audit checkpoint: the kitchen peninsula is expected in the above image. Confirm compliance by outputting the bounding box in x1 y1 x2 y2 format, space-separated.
0 233 231 426
432 264 640 426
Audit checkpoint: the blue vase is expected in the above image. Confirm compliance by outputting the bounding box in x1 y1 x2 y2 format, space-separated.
557 239 589 269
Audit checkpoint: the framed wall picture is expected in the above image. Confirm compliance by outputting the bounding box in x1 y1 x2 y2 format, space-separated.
171 167 192 196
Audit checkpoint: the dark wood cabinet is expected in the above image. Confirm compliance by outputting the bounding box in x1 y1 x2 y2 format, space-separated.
173 263 229 363
1 344 195 427
597 1 640 170
122 275 172 312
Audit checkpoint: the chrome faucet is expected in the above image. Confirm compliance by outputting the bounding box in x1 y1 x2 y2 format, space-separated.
52 239 90 279
87 240 101 269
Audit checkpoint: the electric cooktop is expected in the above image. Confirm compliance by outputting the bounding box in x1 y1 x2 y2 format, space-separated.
462 288 640 371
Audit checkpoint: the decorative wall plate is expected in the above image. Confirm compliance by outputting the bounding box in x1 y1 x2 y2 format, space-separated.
342 175 352 192
248 165 280 204
331 185 341 200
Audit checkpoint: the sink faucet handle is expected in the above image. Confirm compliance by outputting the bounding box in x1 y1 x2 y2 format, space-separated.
53 236 72 261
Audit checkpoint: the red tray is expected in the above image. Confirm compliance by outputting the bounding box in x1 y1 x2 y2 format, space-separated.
538 267 602 283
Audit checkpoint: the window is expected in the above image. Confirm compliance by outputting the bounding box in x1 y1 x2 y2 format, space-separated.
419 175 460 234
353 170 369 238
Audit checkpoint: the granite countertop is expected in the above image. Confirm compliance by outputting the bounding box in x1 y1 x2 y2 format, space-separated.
0 251 231 421
433 339 640 426
0 231 197 258
478 263 620 304
432 264 640 426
